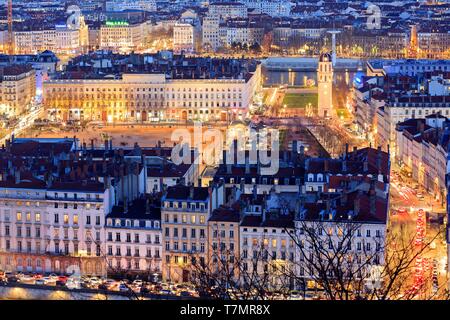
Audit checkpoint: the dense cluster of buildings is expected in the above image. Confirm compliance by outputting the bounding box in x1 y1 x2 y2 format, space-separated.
42 51 262 123
353 58 450 197
0 0 448 59
0 137 390 290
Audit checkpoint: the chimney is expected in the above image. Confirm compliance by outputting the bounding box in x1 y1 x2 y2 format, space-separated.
245 156 250 174
104 139 108 151
363 161 368 172
354 192 361 216
291 141 298 164
14 169 20 184
91 139 94 150
189 183 194 199
376 147 382 174
283 150 288 163
324 160 329 172
342 188 348 206
418 121 425 133
370 179 377 216
345 143 349 159
109 138 113 151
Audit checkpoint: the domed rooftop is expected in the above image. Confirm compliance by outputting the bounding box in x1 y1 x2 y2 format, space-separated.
319 52 332 63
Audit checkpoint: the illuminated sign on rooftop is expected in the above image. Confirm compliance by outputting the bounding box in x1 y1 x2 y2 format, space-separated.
105 21 129 27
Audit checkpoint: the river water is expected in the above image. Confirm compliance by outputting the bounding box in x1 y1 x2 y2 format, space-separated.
262 68 358 89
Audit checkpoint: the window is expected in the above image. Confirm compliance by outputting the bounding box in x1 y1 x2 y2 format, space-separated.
96 216 101 225
26 213 31 221
16 212 22 221
86 216 91 225
200 216 205 224
63 214 69 224
190 216 196 224
35 213 40 222
73 215 78 225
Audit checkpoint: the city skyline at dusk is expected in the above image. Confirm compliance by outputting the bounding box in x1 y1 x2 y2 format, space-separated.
0 0 447 307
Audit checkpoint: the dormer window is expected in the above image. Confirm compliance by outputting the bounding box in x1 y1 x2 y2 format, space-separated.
107 219 112 226
126 220 131 227
134 220 139 227
154 221 160 228
115 219 120 226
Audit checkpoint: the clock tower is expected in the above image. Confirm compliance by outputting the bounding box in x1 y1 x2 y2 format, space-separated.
317 52 333 118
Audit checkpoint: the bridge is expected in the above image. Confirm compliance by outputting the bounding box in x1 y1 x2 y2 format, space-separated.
261 57 365 72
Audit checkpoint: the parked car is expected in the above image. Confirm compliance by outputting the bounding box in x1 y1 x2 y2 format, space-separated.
140 286 150 294
21 275 36 284
160 289 172 295
119 283 130 292
42 277 56 286
179 291 192 297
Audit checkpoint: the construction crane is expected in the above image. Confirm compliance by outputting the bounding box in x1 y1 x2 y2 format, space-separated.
7 0 13 55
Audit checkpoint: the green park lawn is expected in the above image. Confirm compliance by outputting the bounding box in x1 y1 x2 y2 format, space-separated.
282 93 318 109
